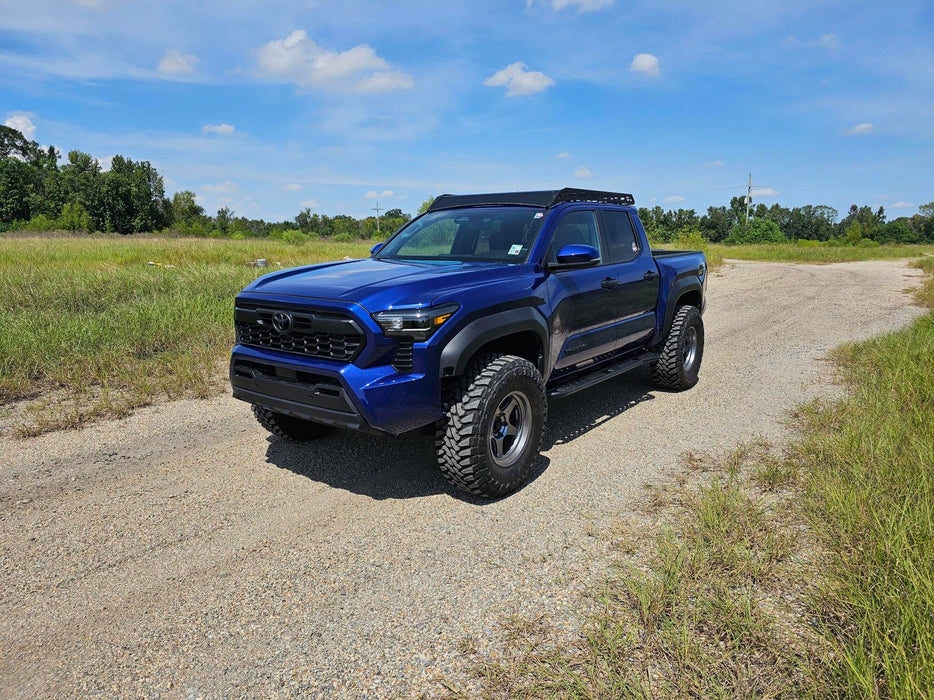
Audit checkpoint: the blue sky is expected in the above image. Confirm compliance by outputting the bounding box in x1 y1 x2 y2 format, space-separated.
2 0 932 221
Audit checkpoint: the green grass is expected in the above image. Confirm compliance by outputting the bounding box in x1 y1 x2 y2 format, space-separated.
0 235 373 434
449 263 934 699
711 242 934 264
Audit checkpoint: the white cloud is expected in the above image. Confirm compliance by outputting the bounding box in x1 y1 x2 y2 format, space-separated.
751 188 780 197
283 183 301 191
200 181 238 194
819 33 840 49
366 189 395 199
158 49 199 75
528 0 614 11
554 151 569 159
96 155 113 171
202 123 235 135
573 166 594 178
630 53 660 77
300 199 319 208
890 201 915 209
4 111 36 140
484 61 554 97
255 30 412 92
664 195 686 203
355 71 414 93
703 160 724 168
847 122 874 135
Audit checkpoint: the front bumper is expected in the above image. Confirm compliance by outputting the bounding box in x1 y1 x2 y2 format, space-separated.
230 344 444 436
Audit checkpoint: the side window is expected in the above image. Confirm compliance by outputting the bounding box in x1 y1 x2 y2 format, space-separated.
602 211 640 264
546 210 601 262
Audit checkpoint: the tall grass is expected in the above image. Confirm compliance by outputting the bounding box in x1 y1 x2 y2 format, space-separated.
792 271 934 697
0 236 372 433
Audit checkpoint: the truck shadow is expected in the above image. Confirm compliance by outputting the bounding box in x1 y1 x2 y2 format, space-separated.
263 368 654 501
542 367 656 450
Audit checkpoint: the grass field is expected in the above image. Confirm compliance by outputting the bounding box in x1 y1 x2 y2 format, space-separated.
1 234 931 436
448 258 934 698
0 236 373 434
710 242 934 264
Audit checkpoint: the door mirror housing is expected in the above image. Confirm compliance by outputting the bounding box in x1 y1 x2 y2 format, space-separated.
549 244 600 271
370 242 384 256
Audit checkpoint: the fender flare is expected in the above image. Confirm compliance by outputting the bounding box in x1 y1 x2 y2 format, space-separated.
662 278 704 337
439 307 549 378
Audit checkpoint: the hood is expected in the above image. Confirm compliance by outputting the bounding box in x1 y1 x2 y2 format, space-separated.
242 257 521 311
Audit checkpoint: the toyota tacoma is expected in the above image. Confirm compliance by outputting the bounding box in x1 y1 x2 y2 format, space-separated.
230 189 707 497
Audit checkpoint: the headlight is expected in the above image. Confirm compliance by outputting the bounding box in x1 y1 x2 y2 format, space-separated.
373 302 459 341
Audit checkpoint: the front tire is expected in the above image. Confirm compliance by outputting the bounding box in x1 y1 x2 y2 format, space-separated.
436 354 546 498
651 305 704 391
252 405 333 441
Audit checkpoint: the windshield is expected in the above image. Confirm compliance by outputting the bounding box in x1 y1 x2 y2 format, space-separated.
376 207 545 263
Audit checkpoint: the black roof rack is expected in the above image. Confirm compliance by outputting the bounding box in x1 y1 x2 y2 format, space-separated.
427 188 635 212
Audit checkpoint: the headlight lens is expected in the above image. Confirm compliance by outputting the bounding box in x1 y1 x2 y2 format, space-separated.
373 302 459 341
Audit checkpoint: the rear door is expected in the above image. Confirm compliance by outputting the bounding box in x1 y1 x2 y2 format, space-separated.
598 209 659 351
544 209 623 370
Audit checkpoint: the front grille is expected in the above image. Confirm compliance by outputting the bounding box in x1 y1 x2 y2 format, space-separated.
235 304 364 362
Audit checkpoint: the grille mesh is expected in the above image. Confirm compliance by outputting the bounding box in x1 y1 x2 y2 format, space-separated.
235 306 363 362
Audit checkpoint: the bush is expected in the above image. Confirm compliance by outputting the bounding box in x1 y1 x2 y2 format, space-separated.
796 239 822 247
269 229 308 245
20 214 60 232
58 202 93 232
332 233 354 243
857 238 880 248
724 218 786 244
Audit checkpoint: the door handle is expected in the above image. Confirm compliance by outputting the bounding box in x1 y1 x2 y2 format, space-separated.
601 277 619 291
643 270 660 281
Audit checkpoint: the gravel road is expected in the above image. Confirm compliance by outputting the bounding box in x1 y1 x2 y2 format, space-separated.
0 260 925 699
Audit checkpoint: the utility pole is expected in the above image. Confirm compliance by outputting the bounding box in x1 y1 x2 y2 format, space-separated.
745 173 753 232
372 200 383 237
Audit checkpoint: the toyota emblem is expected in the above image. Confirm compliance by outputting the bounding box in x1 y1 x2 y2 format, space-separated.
271 311 293 334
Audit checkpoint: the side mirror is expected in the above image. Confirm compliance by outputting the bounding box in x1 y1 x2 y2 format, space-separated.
549 244 600 271
370 242 384 256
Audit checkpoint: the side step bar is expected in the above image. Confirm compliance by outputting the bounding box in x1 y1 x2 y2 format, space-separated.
547 352 659 398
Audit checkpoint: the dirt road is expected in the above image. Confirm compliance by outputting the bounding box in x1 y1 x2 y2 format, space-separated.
0 260 925 699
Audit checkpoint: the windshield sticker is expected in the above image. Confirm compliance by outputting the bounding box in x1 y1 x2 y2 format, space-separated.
508 244 524 256
533 212 543 219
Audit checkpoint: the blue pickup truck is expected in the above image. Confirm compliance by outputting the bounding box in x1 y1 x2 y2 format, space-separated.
230 189 707 497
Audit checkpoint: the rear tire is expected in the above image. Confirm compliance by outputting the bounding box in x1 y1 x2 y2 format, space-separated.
436 354 546 498
651 305 704 391
252 404 333 441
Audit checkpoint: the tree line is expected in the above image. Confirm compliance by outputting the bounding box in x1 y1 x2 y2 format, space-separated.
2 124 932 244
640 197 934 245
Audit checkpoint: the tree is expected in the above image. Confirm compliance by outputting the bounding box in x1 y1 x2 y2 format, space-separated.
417 196 434 214
295 207 313 232
0 157 35 223
170 190 204 224
215 206 233 235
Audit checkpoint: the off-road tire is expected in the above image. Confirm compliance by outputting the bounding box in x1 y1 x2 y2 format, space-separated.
651 305 704 391
436 354 546 498
252 404 333 441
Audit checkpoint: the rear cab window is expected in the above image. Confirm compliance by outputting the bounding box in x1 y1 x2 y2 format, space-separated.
600 210 641 264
